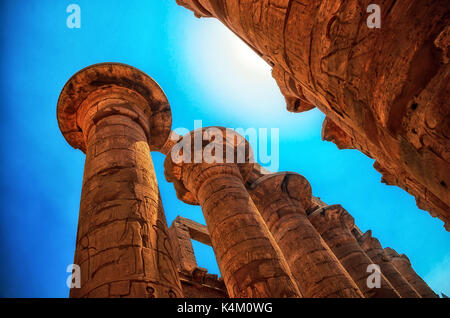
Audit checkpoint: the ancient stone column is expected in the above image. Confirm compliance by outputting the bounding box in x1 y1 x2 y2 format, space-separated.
248 172 363 298
358 231 421 298
57 63 182 298
384 248 438 298
308 205 400 298
168 217 199 272
175 0 450 230
164 127 301 298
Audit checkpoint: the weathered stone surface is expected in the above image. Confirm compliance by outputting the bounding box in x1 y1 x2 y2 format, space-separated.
384 247 438 298
177 216 212 245
168 216 228 297
245 163 326 215
179 267 228 298
272 65 316 113
168 216 214 272
56 56 436 298
248 172 363 297
57 63 182 298
169 217 199 272
358 231 421 298
309 205 400 298
165 127 302 297
175 0 450 230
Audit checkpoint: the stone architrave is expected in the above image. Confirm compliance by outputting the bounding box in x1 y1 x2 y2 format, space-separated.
174 0 450 230
358 231 421 298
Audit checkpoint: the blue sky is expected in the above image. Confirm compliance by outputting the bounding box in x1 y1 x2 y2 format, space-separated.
0 0 448 297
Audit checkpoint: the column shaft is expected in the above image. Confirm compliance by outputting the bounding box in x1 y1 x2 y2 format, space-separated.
174 0 450 229
191 164 301 298
359 233 421 298
309 205 400 298
249 174 363 297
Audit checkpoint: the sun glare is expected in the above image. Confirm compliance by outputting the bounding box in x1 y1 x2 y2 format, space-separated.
183 19 323 131
226 30 272 79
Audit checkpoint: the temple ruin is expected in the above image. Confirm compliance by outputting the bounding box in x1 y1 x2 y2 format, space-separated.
57 62 438 297
174 0 450 230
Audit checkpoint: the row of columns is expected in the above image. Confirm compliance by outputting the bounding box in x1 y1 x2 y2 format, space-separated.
162 126 433 298
58 64 436 298
309 206 401 298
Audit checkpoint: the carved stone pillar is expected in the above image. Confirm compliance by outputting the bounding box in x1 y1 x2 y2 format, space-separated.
308 205 400 298
164 127 301 298
168 217 198 272
57 63 182 298
248 172 363 297
358 231 421 298
384 248 438 298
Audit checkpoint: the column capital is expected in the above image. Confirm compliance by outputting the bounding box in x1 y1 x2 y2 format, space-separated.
384 247 411 265
175 0 213 18
308 204 355 232
358 230 384 252
248 172 313 213
164 127 254 205
57 63 171 153
245 163 272 186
